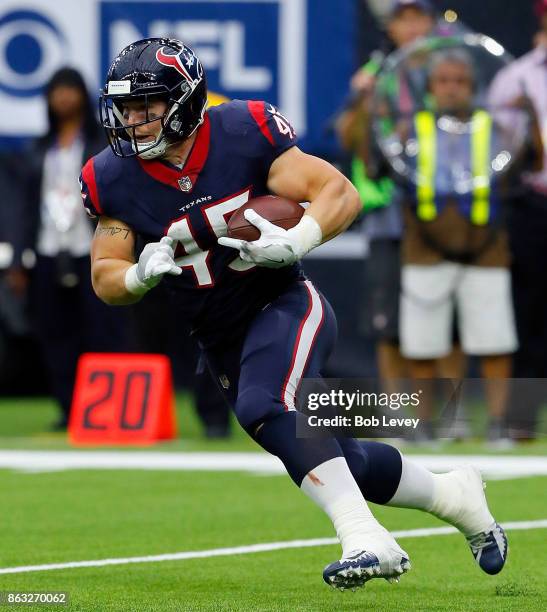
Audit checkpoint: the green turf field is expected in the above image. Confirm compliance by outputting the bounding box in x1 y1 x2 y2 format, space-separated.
0 398 546 611
1 395 546 455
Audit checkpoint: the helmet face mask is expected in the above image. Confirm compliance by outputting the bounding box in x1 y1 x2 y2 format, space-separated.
100 38 207 159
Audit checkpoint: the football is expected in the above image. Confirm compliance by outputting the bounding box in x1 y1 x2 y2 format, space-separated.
227 195 304 242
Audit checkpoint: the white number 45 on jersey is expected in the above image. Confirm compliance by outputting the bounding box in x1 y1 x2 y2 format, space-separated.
266 104 295 139
166 189 254 288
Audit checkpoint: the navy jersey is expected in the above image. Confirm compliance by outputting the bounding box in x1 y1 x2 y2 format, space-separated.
80 100 303 348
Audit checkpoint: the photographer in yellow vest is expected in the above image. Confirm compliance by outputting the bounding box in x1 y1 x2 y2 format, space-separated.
398 48 518 443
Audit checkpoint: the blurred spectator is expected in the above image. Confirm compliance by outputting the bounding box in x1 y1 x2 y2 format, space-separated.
0 153 32 389
336 0 465 384
6 67 131 430
397 48 541 443
489 0 547 440
336 0 433 382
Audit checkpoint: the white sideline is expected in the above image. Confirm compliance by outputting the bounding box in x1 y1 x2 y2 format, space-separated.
0 519 545 576
1 451 547 479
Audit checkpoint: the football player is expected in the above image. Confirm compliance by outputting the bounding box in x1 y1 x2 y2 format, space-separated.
81 38 507 590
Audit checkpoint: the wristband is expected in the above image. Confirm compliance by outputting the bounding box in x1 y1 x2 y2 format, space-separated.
286 214 323 259
124 264 150 296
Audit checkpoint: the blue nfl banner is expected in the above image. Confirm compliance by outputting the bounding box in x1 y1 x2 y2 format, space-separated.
0 0 356 155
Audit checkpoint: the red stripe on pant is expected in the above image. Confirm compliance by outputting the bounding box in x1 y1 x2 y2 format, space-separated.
281 281 325 411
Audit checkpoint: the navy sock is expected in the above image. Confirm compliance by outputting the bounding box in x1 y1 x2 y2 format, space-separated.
253 411 343 485
337 439 403 504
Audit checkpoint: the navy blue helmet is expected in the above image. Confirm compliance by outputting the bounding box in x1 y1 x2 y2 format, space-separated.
100 37 207 159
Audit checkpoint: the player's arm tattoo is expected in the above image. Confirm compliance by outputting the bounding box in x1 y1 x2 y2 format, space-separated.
95 225 133 240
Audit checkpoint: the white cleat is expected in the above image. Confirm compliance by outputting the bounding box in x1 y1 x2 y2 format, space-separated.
430 465 508 574
323 532 411 591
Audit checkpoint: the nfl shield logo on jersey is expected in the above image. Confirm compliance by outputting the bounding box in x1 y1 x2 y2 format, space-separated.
178 176 193 192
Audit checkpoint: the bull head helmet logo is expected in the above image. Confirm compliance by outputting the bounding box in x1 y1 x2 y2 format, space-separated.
155 46 202 88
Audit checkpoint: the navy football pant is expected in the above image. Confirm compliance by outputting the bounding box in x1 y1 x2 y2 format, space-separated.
205 280 402 502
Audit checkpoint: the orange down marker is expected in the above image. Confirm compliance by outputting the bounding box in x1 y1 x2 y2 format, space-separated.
69 353 177 445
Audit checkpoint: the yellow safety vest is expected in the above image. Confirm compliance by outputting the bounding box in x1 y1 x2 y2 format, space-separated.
414 110 492 225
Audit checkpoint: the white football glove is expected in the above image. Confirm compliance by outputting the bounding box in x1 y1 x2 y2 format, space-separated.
125 236 182 295
218 209 322 269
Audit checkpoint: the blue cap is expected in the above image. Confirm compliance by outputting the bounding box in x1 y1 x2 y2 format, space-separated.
389 0 434 18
